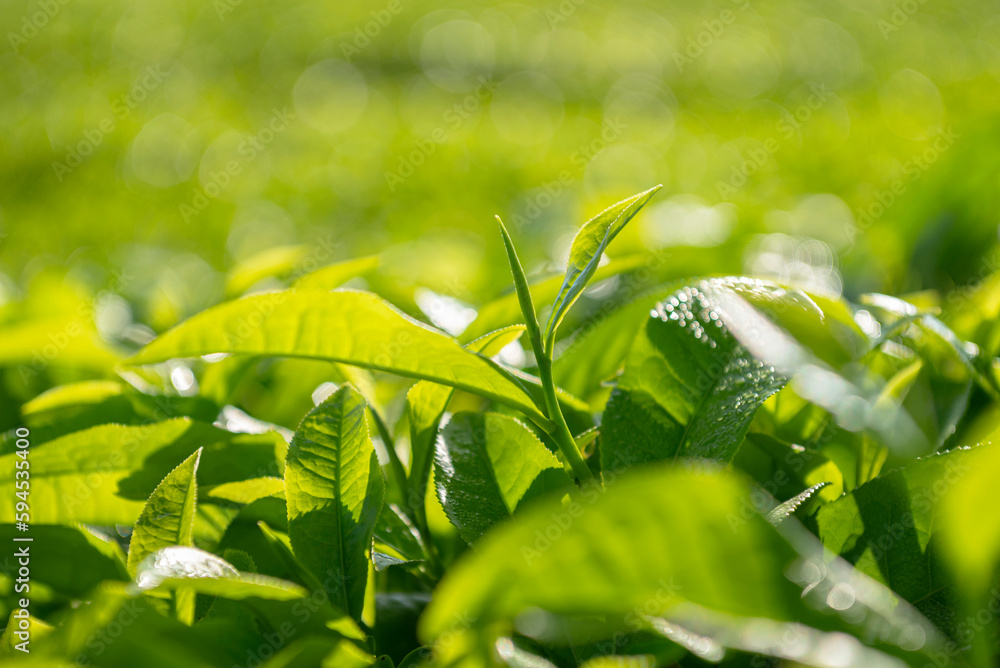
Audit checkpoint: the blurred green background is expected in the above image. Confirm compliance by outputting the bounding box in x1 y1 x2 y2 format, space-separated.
3 0 1000 418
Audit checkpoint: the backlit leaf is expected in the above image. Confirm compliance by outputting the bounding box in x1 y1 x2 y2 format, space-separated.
127 449 202 575
434 412 572 543
128 290 550 425
285 385 385 621
601 282 787 470
544 187 661 343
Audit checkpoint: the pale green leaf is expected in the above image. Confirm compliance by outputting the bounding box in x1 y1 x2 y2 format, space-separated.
206 477 285 504
0 316 120 370
544 186 661 343
21 380 126 418
0 610 52 656
420 466 806 640
0 418 266 526
135 545 307 601
127 448 202 575
292 255 380 292
461 254 651 342
128 290 549 425
285 385 385 621
226 244 310 297
420 465 944 664
497 216 544 359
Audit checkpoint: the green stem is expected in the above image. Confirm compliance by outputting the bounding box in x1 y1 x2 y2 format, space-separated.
536 351 595 486
411 499 443 578
497 216 595 487
370 407 446 577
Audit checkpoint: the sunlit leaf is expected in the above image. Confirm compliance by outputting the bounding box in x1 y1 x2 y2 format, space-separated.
0 610 52 655
292 255 380 292
816 447 978 637
127 449 201 575
407 325 525 519
421 466 807 641
601 282 787 470
205 477 284 504
128 290 551 425
285 385 385 621
544 187 661 344
135 545 307 601
434 412 572 543
2 381 218 453
0 418 286 526
765 482 830 525
461 255 651 343
225 244 310 297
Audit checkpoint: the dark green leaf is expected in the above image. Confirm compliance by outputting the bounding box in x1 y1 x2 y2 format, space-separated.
374 503 425 563
815 447 978 637
601 282 787 471
434 412 572 543
406 325 525 518
0 524 128 599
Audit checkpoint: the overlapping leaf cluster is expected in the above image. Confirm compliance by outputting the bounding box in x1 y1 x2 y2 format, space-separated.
3 188 1000 667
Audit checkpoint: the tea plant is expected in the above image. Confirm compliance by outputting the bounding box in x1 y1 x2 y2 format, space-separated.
3 187 1000 667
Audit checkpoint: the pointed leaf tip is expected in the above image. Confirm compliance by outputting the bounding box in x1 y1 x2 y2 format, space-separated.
766 482 830 525
544 186 662 344
126 447 202 576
